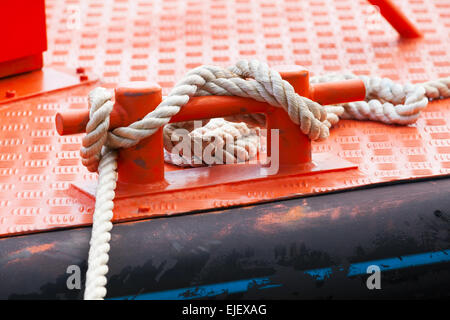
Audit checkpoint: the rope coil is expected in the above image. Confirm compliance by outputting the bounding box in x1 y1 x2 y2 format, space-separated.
81 60 450 299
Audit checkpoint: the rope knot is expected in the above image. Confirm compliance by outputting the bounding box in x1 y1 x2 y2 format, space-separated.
81 60 330 172
81 87 114 172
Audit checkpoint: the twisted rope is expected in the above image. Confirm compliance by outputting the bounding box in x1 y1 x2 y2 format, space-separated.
164 118 260 167
165 74 449 167
81 60 450 299
81 60 329 172
84 148 117 300
310 74 432 125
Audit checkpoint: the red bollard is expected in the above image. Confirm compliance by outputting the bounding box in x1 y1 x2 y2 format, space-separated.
55 65 366 186
114 82 164 184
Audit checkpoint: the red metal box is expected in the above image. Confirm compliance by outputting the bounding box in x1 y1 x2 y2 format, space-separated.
0 0 47 78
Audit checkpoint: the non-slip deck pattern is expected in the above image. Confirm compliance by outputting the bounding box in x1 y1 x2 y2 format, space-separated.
0 0 449 236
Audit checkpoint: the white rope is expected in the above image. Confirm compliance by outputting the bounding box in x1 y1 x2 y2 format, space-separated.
164 118 260 167
80 60 450 299
165 74 449 167
310 74 430 125
81 60 330 172
84 148 117 300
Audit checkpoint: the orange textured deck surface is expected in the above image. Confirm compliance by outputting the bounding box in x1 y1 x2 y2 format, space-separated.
0 0 449 237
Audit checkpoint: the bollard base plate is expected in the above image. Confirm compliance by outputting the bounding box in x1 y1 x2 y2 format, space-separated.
71 153 357 201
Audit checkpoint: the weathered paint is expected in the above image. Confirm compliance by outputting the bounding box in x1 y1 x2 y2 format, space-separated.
5 243 55 265
111 249 450 300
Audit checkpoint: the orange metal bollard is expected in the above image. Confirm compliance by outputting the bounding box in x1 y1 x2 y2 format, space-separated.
269 66 312 165
57 82 164 184
55 65 365 187
114 82 164 184
368 0 422 38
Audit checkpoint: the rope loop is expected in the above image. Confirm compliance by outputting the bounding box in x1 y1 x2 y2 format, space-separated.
82 60 332 171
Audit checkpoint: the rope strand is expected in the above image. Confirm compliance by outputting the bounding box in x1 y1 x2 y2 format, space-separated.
84 148 117 300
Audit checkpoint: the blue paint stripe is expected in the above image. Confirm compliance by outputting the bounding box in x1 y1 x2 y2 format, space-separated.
348 249 450 276
305 249 450 281
110 277 272 300
303 267 333 281
111 249 450 300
